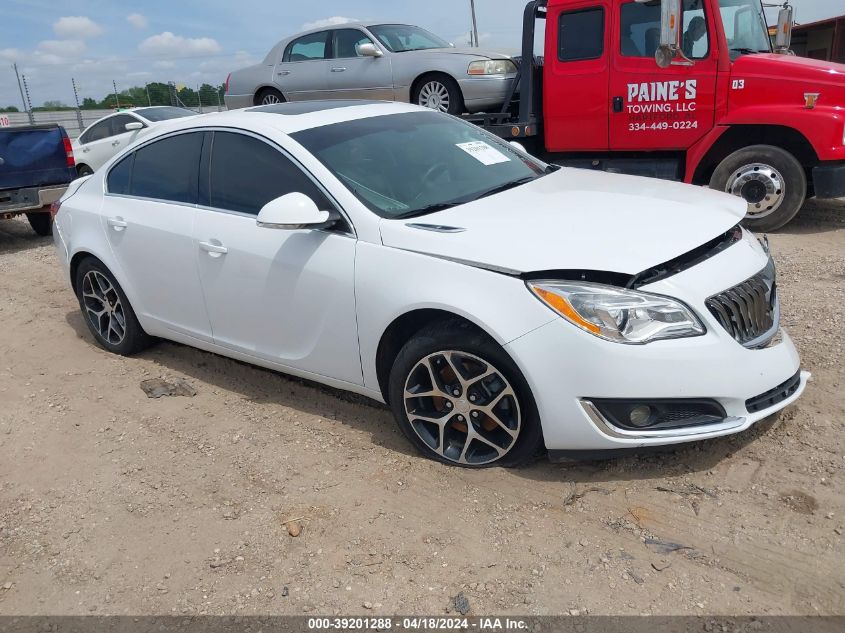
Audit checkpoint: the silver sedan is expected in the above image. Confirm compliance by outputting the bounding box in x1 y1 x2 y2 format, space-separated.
223 23 517 114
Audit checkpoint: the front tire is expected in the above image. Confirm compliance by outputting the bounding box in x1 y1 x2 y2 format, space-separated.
75 258 152 356
388 319 543 467
709 144 806 232
412 74 464 115
26 212 52 236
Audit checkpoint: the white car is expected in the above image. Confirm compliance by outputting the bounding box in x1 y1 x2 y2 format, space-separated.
52 101 807 467
71 106 197 176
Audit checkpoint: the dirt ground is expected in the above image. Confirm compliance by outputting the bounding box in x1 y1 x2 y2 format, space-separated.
0 199 843 617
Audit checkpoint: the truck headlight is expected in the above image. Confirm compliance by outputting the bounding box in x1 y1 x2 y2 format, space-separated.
527 281 705 344
467 59 517 75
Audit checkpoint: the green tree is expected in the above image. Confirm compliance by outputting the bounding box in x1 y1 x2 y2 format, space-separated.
0 106 19 112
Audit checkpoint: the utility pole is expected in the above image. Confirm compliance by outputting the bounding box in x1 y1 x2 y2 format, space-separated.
21 73 34 124
113 80 120 109
71 77 84 133
13 63 34 124
197 83 203 113
145 84 151 106
469 0 479 47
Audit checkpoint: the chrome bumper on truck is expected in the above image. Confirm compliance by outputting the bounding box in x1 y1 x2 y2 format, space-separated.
0 185 67 217
812 162 845 199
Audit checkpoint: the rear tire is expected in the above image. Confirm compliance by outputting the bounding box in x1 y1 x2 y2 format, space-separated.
256 88 285 106
26 212 52 236
388 319 544 468
76 164 93 178
709 144 806 232
74 258 153 356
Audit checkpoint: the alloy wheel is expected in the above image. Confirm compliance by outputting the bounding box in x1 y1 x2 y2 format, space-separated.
726 163 785 219
403 350 521 465
418 81 450 113
261 93 282 105
81 270 126 345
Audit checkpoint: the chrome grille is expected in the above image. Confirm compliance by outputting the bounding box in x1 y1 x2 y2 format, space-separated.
706 258 778 348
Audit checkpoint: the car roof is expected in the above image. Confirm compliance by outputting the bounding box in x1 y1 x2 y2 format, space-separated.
155 100 428 136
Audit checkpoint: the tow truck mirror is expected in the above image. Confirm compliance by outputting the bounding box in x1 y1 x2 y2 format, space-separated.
774 5 794 53
652 0 683 68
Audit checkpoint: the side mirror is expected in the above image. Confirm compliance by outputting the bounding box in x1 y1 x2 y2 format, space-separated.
358 43 383 58
256 192 332 229
774 5 793 53
125 121 143 131
650 0 686 68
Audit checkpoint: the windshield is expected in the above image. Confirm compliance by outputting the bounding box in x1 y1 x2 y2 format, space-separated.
717 0 771 58
368 24 451 52
133 107 196 122
292 111 548 218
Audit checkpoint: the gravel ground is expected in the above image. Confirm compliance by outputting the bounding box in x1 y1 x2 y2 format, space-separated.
0 199 843 616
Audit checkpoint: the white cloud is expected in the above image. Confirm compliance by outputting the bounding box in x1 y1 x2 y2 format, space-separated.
139 32 222 56
153 60 176 69
53 16 103 40
37 39 87 57
127 13 148 29
0 48 21 62
301 16 357 31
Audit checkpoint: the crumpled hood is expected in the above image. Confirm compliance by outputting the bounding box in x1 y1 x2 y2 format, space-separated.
379 168 746 275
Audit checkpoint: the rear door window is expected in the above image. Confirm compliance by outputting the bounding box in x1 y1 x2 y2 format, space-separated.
107 153 134 194
81 119 113 143
129 132 203 204
208 131 331 215
558 7 605 61
285 31 330 61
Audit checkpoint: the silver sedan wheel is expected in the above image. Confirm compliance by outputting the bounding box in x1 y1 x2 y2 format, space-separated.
261 92 283 105
403 351 521 465
81 271 126 345
725 163 785 219
417 80 450 113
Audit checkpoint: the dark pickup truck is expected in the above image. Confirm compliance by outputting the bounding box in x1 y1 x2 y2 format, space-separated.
0 124 76 236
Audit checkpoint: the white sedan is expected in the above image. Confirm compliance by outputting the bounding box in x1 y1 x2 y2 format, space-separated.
52 101 807 467
71 106 197 176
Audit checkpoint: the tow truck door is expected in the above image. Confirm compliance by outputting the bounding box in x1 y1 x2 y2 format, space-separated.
608 0 717 151
543 0 611 151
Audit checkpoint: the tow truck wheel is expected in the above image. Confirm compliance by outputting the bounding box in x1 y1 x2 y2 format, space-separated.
26 212 52 237
710 144 806 232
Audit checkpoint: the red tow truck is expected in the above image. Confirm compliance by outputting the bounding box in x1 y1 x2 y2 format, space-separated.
470 0 845 230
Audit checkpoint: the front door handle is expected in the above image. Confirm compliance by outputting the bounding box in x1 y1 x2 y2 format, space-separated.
277 70 290 76
107 217 127 231
111 140 120 146
612 96 623 113
199 240 228 256
331 67 346 72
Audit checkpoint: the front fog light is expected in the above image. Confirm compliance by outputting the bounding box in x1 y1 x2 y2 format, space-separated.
628 405 652 427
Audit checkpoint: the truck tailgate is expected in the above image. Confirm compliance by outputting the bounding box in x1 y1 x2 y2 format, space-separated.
0 125 73 191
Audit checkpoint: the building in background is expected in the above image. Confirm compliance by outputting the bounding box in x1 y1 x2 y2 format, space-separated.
770 15 845 63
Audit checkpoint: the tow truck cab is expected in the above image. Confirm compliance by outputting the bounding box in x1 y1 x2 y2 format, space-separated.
483 0 845 230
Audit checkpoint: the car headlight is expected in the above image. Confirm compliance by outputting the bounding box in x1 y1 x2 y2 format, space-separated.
467 59 517 75
527 281 705 344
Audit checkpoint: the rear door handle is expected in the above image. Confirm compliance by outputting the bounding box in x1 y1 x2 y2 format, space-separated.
199 240 228 256
111 140 120 146
331 67 346 72
82 147 91 153
107 217 127 231
277 70 290 76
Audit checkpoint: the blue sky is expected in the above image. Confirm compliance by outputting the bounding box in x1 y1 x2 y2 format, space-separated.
1 0 842 108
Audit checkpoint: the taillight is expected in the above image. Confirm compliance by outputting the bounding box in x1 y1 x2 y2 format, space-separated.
224 73 231 95
50 199 62 218
63 136 75 167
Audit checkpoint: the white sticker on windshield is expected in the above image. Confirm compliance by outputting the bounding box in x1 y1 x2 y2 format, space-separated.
456 141 510 166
